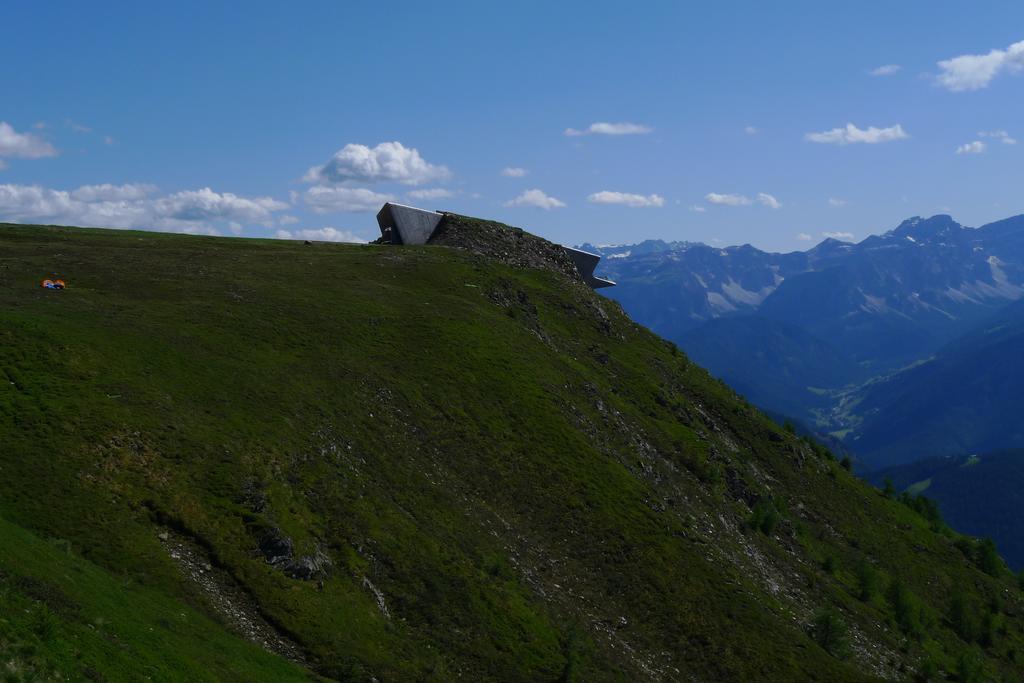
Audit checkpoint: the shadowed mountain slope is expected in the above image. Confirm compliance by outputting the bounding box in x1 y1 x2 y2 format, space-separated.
850 298 1024 467
678 316 863 421
868 450 1024 571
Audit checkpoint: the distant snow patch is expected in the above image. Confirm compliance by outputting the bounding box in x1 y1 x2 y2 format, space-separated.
720 278 776 306
706 291 737 312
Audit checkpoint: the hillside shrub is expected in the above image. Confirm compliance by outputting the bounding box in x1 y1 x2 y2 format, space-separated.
747 499 781 536
898 492 946 532
887 578 924 640
956 651 983 683
810 606 850 659
949 591 976 642
855 560 879 603
976 538 1002 577
914 656 938 682
979 609 999 649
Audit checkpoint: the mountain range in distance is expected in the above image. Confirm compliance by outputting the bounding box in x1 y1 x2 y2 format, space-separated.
586 213 1024 470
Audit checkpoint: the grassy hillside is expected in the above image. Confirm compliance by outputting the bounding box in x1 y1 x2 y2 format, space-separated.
1 220 1023 681
0 514 316 681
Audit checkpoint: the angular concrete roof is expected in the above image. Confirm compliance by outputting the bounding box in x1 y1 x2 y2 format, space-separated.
376 203 443 245
564 246 616 289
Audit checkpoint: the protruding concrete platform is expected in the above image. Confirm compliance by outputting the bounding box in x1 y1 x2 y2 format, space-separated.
564 247 616 289
376 203 444 245
374 202 614 289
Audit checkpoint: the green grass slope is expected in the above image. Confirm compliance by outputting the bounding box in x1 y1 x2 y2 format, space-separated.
0 514 316 681
1 219 1023 681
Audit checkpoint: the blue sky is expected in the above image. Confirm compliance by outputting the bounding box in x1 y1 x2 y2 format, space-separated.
1 1 1022 251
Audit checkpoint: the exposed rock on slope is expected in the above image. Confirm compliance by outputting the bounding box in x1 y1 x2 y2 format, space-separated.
428 212 584 280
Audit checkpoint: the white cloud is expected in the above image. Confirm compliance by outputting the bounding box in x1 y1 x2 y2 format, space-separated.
501 166 528 177
587 190 664 208
828 197 849 207
705 192 751 206
0 185 142 228
979 130 1017 145
503 188 565 210
276 227 367 243
303 186 394 213
744 125 759 135
407 187 455 200
0 122 58 160
304 141 450 186
703 192 780 209
67 120 92 134
805 123 908 145
689 205 706 213
152 188 287 226
564 122 652 136
278 214 299 226
869 64 902 76
103 136 115 145
956 140 986 155
70 183 157 202
822 231 855 241
936 40 1024 91
797 233 813 241
0 183 288 234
